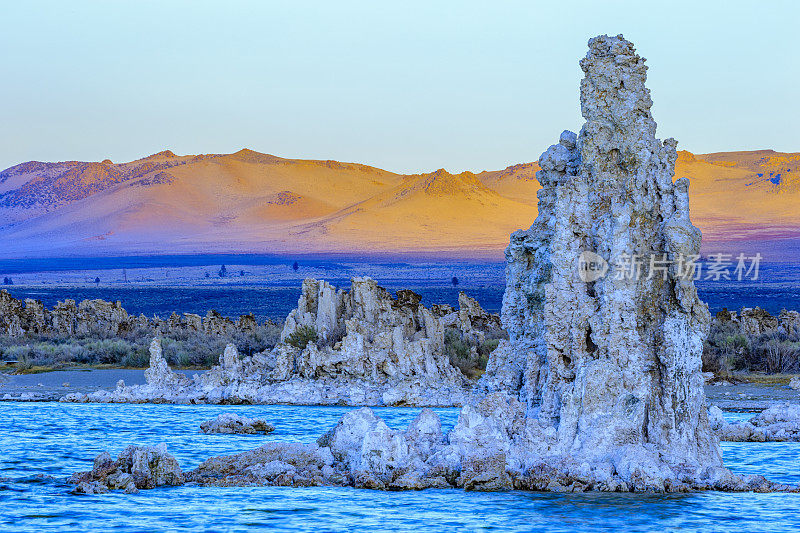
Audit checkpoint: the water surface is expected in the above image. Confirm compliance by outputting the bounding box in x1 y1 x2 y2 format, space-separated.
2 403 800 532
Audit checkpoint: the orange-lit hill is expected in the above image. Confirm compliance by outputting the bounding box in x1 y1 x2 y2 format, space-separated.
0 148 798 259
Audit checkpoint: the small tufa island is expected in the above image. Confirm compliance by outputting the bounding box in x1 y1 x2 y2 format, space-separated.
20 35 800 494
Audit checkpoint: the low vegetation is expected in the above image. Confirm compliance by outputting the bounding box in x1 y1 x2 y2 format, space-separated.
285 325 319 349
703 321 800 377
444 327 506 379
0 323 281 373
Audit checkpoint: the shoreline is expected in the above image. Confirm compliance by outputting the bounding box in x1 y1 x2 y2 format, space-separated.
3 366 799 409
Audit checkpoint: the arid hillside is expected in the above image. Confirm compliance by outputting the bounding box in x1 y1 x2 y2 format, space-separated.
0 148 797 259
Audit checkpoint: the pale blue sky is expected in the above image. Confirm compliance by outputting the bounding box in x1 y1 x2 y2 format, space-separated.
1 0 797 174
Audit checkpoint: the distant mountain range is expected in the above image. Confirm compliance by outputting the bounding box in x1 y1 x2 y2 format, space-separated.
1 148 798 260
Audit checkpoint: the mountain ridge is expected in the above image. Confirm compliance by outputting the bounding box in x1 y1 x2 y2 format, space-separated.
0 148 798 260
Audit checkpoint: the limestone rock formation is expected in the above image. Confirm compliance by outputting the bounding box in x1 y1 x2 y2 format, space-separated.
144 338 190 389
714 306 800 337
63 277 495 407
200 413 275 434
69 443 184 494
438 292 504 344
79 403 791 495
710 404 800 442
186 442 339 487
474 34 726 489
0 289 273 338
65 34 797 495
63 338 192 403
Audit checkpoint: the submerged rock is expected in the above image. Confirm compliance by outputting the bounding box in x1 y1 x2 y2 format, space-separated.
200 413 275 434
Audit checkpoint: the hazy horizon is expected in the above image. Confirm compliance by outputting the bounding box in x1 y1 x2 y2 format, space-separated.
2 0 798 174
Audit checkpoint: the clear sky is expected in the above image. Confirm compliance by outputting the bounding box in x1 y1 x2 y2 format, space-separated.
1 0 797 174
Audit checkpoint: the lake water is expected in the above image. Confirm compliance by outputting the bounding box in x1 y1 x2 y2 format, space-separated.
1 403 800 532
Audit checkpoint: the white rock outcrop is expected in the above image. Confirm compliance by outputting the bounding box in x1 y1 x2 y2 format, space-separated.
467 33 728 490
63 277 484 407
157 402 788 493
710 404 800 442
69 443 184 494
144 338 190 390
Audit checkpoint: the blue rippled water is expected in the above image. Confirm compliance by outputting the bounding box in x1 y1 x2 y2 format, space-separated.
2 403 800 532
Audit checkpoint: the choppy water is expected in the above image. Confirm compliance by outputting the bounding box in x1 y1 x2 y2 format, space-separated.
2 403 800 532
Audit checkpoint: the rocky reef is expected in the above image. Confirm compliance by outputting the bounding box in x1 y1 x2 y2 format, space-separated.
69 444 184 494
710 404 800 442
62 277 496 406
74 402 793 495
200 413 275 434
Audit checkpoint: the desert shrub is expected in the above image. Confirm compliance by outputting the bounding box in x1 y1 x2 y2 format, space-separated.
119 346 150 368
86 339 135 364
161 336 222 368
13 351 33 371
0 318 284 371
704 321 751 375
286 325 318 349
444 328 494 379
478 338 500 359
703 318 800 376
227 322 281 357
752 332 800 373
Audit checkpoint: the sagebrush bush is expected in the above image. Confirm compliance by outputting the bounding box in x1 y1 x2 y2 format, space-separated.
703 321 800 376
286 325 319 349
444 328 500 379
0 322 282 371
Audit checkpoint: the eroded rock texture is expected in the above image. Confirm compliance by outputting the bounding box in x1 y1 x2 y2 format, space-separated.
75 404 794 495
69 444 184 494
714 306 800 337
710 404 800 442
0 289 269 338
64 277 490 407
477 34 725 488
